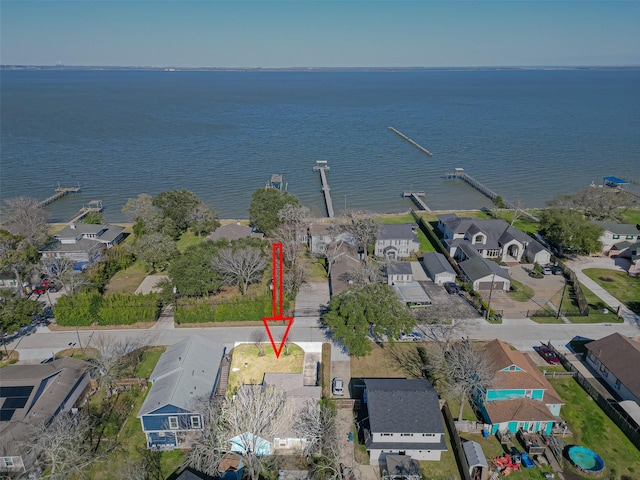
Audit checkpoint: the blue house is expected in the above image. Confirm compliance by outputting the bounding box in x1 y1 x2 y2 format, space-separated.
137 336 226 450
475 340 564 435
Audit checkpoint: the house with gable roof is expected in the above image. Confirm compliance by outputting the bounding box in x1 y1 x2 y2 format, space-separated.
593 221 640 253
375 224 420 260
474 340 564 435
137 336 226 450
585 333 640 404
39 223 126 264
362 379 446 464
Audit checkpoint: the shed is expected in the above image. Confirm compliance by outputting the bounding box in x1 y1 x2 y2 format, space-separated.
420 252 456 285
463 440 489 480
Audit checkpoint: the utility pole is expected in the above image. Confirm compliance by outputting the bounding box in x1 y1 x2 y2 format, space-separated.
486 273 496 320
556 282 568 319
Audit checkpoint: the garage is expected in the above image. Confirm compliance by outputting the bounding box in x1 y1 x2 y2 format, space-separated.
477 281 504 291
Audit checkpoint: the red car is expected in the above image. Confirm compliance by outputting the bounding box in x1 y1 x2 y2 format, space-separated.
538 345 560 366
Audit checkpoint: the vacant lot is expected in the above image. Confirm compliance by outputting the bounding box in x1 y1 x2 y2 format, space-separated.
104 263 149 294
228 342 304 390
583 268 640 315
350 342 426 379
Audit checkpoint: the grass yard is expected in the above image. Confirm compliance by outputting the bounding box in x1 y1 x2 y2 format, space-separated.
176 230 205 253
350 342 426 379
419 432 461 480
104 262 149 294
619 207 640 225
228 342 304 391
583 268 640 315
307 255 329 282
135 346 166 377
377 213 436 252
508 279 535 302
548 376 640 480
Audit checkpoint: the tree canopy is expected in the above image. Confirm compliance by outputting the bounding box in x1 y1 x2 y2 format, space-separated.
168 241 224 296
321 283 415 356
249 188 300 235
548 186 639 222
539 208 603 254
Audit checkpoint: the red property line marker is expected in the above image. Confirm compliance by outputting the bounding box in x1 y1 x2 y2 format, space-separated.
262 243 293 359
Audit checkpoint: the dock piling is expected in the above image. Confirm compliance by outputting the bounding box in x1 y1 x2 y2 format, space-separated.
388 126 433 156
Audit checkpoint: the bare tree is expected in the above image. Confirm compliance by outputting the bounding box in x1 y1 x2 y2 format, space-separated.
23 411 111 479
345 212 378 261
222 384 287 480
212 246 266 295
2 196 49 247
90 333 156 392
184 396 227 477
250 329 266 356
430 341 494 421
294 400 341 480
510 199 525 226
275 204 309 269
414 312 470 354
344 259 383 286
38 256 75 294
121 193 162 234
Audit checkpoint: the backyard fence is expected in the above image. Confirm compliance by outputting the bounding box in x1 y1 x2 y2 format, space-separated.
442 402 472 480
557 262 589 316
548 342 640 450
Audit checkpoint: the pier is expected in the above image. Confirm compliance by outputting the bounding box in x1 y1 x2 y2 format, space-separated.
68 200 103 224
445 168 538 221
402 191 431 211
35 184 81 208
312 161 335 218
388 126 433 156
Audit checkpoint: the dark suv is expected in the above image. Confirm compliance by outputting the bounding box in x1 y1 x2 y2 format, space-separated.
444 282 459 295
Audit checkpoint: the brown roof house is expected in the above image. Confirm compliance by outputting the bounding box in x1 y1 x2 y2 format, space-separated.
206 223 264 242
473 340 564 436
585 333 640 404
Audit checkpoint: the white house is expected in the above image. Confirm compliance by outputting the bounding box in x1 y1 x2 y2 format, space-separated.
307 224 357 256
39 223 126 264
420 252 456 285
585 333 640 404
437 214 550 265
386 262 413 285
375 224 420 260
362 379 446 464
593 221 640 253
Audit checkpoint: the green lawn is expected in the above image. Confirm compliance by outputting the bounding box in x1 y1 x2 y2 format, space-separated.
539 280 624 324
228 343 304 391
548 377 640 480
508 279 535 302
104 262 149 294
176 230 205 253
583 268 640 315
619 207 640 225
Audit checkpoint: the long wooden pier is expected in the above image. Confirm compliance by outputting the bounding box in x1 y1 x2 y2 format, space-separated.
444 168 538 221
68 200 103 224
402 191 431 211
312 161 335 218
36 184 81 208
388 126 433 156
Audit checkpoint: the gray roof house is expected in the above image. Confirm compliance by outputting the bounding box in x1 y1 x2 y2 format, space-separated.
375 224 420 260
362 379 446 464
420 252 457 285
0 358 91 473
307 224 357 256
137 336 226 450
593 221 640 252
386 262 414 285
458 256 511 291
437 214 550 265
39 223 126 264
585 333 640 404
206 223 264 242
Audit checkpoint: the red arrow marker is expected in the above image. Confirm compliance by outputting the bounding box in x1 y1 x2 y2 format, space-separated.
262 243 293 358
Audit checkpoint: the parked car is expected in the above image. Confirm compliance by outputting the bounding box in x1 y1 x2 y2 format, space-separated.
542 266 552 275
444 282 460 294
400 332 422 342
332 377 344 396
537 345 560 366
552 265 563 275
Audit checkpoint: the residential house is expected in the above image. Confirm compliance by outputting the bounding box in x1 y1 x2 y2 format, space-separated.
362 378 446 464
206 223 264 242
420 252 457 285
437 214 550 265
137 336 226 450
327 243 361 297
306 224 357 256
585 333 640 404
474 340 564 435
375 224 420 260
593 221 640 253
458 254 511 292
39 223 126 264
0 358 91 473
386 262 431 308
262 373 322 452
386 262 413 285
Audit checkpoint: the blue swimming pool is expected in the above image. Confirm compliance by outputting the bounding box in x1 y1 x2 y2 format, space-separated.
567 446 605 474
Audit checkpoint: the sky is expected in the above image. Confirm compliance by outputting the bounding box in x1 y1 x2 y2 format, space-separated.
1 1 639 68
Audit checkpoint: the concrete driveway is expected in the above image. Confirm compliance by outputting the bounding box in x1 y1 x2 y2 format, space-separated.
294 282 330 317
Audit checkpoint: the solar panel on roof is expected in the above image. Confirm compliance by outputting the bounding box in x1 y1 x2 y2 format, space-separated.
2 396 29 409
0 409 16 422
0 386 34 398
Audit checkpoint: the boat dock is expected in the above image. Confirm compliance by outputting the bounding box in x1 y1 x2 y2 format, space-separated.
312 161 335 218
36 184 81 208
388 126 433 156
445 168 538 221
402 191 431 211
68 200 103 224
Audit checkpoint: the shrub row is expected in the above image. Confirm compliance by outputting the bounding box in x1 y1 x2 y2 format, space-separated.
54 291 161 326
175 293 292 323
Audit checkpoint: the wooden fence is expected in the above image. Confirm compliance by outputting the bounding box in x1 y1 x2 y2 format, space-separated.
442 402 472 480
